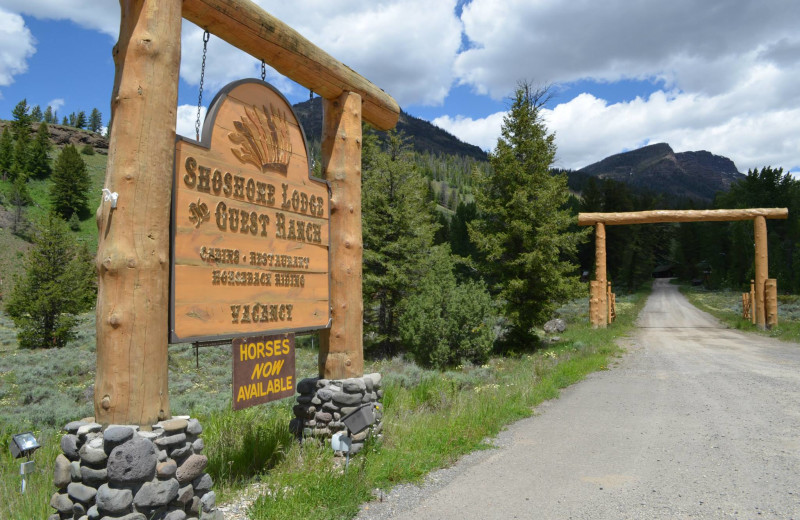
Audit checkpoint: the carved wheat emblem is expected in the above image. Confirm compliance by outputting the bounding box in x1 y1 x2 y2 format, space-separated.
228 104 292 173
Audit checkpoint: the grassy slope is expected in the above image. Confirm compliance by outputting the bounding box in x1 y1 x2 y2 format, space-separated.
0 144 107 300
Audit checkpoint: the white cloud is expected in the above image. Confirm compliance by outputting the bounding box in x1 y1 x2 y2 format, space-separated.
456 0 800 99
0 0 118 35
180 0 462 107
432 112 505 152
176 104 206 141
47 97 64 111
0 7 36 90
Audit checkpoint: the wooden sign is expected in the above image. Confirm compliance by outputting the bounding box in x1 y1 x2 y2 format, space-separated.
232 333 295 410
170 79 330 342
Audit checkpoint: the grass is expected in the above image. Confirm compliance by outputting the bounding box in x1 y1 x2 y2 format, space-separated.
0 287 647 520
680 284 800 343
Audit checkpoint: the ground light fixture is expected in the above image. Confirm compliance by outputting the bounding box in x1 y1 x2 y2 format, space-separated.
9 432 40 494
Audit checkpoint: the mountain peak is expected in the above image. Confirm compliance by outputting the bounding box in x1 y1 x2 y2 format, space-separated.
577 143 743 202
291 97 488 161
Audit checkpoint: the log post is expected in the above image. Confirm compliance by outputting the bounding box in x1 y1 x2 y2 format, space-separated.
593 223 607 327
765 278 778 327
94 0 181 428
750 280 756 325
319 91 364 379
754 216 768 329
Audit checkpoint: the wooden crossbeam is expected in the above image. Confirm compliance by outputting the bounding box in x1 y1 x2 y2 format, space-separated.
578 208 788 226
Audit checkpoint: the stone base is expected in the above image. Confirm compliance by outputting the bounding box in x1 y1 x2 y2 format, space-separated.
290 373 383 456
49 417 222 520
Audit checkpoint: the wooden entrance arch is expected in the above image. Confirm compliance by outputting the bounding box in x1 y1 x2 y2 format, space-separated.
95 0 399 427
578 208 789 330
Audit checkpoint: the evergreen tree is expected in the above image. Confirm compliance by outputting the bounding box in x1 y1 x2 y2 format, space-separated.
50 144 90 219
75 111 87 129
361 129 439 353
0 126 13 178
61 115 69 126
43 105 54 124
28 122 52 179
68 113 76 127
10 99 30 138
470 83 589 345
29 105 43 122
10 176 32 236
88 108 103 133
5 213 96 349
10 125 30 181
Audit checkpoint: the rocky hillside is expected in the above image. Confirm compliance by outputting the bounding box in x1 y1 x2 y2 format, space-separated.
292 97 488 160
0 120 108 154
577 143 744 203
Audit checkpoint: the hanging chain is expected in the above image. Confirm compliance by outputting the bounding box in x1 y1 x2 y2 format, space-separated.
261 60 266 81
195 30 210 141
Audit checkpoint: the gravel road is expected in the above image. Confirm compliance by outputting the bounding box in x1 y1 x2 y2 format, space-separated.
356 279 800 519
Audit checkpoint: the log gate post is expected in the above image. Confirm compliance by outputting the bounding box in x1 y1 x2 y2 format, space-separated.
319 92 364 379
753 215 768 329
94 0 182 428
591 222 608 328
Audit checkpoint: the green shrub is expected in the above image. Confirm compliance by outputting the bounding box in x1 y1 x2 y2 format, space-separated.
80 144 94 155
400 245 497 369
68 212 81 231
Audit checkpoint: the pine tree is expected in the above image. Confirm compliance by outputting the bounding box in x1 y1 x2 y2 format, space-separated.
88 108 103 133
10 125 30 181
5 213 96 349
10 99 30 139
0 126 13 178
361 129 439 353
61 115 68 126
470 83 589 345
28 122 52 179
29 105 43 122
50 144 90 219
43 106 54 124
75 111 87 129
10 176 32 236
68 113 76 127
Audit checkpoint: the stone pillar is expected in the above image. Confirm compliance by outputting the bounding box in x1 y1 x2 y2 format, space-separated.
291 373 383 456
50 417 220 520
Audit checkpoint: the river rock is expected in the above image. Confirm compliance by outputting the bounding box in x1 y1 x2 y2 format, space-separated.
133 478 179 508
50 492 73 513
80 465 107 486
96 483 133 514
67 482 97 503
159 418 188 432
107 436 158 484
54 454 71 488
543 318 567 333
192 473 213 494
79 437 107 465
332 391 362 407
60 434 80 460
342 378 366 393
103 426 135 453
186 418 203 435
157 459 178 478
176 454 208 484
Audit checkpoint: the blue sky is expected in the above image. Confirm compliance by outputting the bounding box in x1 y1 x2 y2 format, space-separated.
0 0 798 174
